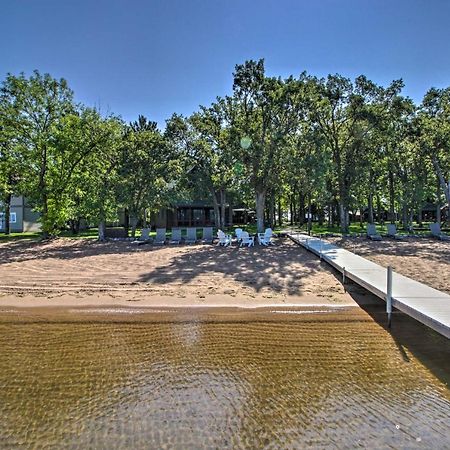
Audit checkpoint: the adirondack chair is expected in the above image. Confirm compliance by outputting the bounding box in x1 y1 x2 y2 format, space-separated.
217 230 231 246
201 227 214 244
169 228 182 244
154 228 167 245
258 228 274 246
240 231 255 247
185 227 198 244
235 228 243 243
430 223 450 241
366 224 382 241
131 227 152 245
386 224 405 240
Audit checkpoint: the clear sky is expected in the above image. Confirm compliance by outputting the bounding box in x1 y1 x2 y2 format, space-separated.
2 0 450 128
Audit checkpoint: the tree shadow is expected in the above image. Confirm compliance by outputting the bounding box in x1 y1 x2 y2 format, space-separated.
137 240 323 295
0 238 160 265
331 236 450 264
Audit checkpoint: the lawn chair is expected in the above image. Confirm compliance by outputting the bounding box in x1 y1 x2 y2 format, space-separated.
201 227 214 244
235 228 243 243
131 227 152 245
169 228 182 244
185 227 198 244
240 231 254 247
154 228 166 245
430 223 450 241
386 224 405 240
258 228 274 246
366 224 382 241
217 230 231 247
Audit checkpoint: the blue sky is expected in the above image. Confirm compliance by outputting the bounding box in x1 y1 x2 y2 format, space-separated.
2 0 450 127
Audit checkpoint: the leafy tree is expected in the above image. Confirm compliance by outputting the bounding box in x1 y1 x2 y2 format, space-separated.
117 115 181 237
418 87 450 224
0 71 75 237
231 60 307 232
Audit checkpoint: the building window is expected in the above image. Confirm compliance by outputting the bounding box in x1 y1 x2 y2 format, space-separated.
0 212 17 223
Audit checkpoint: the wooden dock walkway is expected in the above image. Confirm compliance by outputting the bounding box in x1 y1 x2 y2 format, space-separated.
287 232 450 339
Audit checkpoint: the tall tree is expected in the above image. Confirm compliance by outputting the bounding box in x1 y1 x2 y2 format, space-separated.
118 116 180 237
0 71 75 237
418 87 450 224
231 60 306 232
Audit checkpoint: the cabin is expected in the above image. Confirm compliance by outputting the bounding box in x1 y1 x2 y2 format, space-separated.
0 196 41 233
150 202 254 229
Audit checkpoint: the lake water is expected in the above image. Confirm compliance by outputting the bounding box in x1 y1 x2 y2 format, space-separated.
0 306 449 449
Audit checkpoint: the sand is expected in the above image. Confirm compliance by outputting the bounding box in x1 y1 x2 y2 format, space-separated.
325 236 450 296
0 237 369 309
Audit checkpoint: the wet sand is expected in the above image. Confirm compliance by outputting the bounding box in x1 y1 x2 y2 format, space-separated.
0 237 371 308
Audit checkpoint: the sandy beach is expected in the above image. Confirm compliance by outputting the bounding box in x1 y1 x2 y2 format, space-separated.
0 237 372 309
1 235 448 310
326 236 450 295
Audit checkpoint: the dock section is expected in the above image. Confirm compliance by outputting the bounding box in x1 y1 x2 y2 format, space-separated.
288 233 450 339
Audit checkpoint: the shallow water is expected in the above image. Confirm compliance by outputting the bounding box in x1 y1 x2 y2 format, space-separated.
0 306 449 449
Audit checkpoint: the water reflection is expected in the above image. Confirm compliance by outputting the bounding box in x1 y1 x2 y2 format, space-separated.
0 307 449 449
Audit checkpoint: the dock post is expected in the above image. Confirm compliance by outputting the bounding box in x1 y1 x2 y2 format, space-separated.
342 267 346 284
387 266 393 328
320 239 323 260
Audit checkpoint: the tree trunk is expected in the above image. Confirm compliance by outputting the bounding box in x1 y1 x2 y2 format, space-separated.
268 193 275 228
255 190 266 233
339 200 348 234
401 203 408 231
368 169 374 224
367 194 374 224
220 189 226 230
388 170 395 223
277 197 282 227
98 220 106 241
3 193 11 235
376 196 382 224
124 208 130 234
143 209 148 228
431 153 450 225
307 194 312 235
130 216 138 238
208 185 221 229
289 198 293 226
228 198 233 227
299 192 305 226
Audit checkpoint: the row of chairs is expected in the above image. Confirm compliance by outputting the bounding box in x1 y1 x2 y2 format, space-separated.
137 227 214 245
217 228 275 247
367 222 450 241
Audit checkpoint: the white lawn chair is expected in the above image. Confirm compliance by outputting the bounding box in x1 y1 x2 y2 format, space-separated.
169 228 182 244
240 231 254 247
430 223 450 241
154 228 166 245
366 224 382 241
217 230 231 247
258 228 274 246
185 227 198 244
235 228 243 243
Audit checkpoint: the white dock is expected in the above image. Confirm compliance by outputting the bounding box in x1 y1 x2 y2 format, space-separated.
288 233 450 339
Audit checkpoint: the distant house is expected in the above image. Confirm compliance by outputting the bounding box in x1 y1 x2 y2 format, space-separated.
0 196 41 233
150 201 254 229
